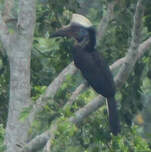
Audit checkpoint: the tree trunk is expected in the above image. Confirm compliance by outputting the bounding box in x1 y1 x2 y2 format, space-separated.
2 0 36 151
4 35 32 152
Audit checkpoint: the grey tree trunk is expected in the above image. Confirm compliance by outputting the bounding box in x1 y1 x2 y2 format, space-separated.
0 0 36 151
4 36 32 152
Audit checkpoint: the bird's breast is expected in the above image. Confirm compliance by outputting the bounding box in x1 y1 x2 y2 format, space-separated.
72 47 115 97
72 48 93 71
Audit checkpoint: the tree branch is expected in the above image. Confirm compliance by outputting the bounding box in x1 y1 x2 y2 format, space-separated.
42 83 89 152
137 37 151 59
21 131 50 152
115 0 144 88
69 95 104 124
42 123 57 152
97 1 117 43
65 82 88 107
28 62 78 125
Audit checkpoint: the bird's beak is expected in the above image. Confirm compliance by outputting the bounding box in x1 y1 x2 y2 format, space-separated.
50 25 73 38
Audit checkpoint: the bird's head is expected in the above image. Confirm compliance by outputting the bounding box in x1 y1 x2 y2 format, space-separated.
50 14 92 42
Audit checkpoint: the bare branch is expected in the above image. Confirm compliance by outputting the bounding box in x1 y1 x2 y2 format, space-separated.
65 82 88 107
97 1 117 43
22 131 50 152
42 123 57 152
43 139 51 152
42 82 88 152
69 95 104 124
137 37 151 59
112 36 151 69
115 0 144 88
28 62 78 125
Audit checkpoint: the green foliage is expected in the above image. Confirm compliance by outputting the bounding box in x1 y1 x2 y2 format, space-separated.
1 0 151 151
32 85 47 101
120 62 144 126
0 124 5 152
144 1 151 33
29 0 151 151
57 118 77 137
51 115 150 152
19 106 33 122
110 126 150 152
0 52 9 126
98 2 133 63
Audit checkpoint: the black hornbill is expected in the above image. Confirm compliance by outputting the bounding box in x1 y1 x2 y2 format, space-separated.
51 14 120 135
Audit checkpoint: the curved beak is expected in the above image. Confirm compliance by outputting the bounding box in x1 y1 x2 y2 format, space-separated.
50 25 72 38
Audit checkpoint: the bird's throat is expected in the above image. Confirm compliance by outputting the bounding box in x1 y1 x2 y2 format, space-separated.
75 27 96 52
75 37 95 52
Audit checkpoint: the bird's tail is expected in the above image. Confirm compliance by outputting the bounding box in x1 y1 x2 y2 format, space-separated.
106 97 120 135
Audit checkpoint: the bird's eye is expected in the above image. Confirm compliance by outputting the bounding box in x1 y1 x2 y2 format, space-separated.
79 28 87 36
76 28 88 42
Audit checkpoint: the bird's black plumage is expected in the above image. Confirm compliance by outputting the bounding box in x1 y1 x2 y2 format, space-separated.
51 22 120 135
72 27 115 97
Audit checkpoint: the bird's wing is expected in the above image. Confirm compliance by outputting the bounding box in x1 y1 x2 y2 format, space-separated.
83 50 115 97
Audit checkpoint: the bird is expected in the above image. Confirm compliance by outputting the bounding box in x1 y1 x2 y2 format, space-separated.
50 14 120 135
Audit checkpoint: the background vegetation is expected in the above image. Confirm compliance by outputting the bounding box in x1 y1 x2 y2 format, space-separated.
1 0 151 151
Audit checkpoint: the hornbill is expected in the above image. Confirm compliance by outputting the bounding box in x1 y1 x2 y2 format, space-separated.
51 14 120 135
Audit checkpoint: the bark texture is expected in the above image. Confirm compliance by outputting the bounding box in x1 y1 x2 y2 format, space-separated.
3 0 36 151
